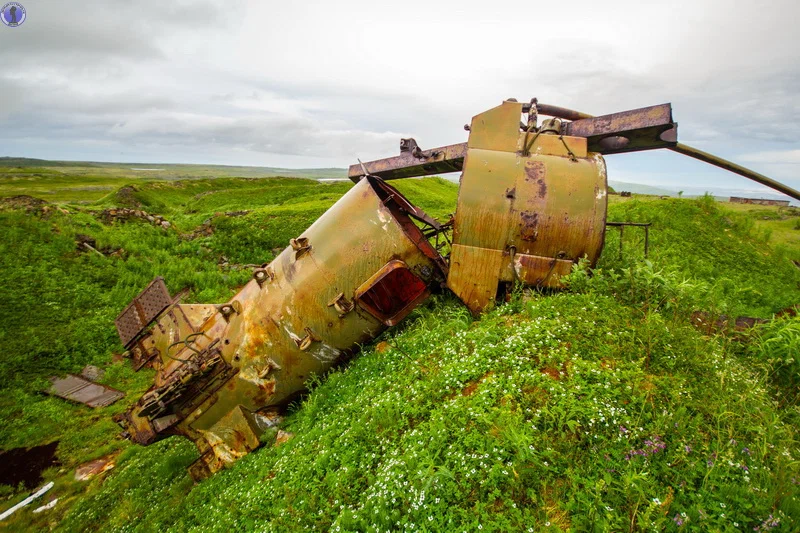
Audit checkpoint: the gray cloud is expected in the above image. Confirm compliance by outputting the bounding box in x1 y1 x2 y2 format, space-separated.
0 0 798 188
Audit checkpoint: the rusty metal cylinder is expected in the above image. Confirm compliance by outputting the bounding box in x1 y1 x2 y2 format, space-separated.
117 177 445 476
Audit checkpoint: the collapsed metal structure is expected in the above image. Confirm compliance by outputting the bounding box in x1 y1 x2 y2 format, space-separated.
114 98 800 478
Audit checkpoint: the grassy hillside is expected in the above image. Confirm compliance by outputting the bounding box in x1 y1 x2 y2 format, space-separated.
0 158 348 204
0 176 799 532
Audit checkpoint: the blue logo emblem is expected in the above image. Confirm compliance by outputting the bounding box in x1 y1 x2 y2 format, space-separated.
1 2 26 27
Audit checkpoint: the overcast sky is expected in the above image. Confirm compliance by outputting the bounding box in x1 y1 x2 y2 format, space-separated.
1 0 798 195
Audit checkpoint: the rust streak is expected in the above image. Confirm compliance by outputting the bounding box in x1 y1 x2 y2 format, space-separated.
519 212 539 242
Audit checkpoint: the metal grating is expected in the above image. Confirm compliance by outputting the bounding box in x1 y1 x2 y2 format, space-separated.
115 277 172 348
49 375 125 408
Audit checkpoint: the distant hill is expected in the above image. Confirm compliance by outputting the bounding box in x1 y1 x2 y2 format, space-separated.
608 180 675 196
0 157 349 179
0 157 98 168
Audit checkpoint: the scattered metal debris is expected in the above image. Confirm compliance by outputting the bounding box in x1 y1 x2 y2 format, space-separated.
74 454 117 481
32 498 58 514
75 234 124 258
0 481 54 521
274 431 293 447
80 365 104 382
48 374 124 408
99 207 172 229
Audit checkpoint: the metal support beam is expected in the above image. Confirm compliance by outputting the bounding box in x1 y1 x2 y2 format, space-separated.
563 104 678 155
349 104 679 182
536 103 800 202
348 142 467 182
349 101 799 202
670 143 800 202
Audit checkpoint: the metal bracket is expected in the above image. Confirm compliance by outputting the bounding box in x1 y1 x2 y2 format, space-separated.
290 237 311 259
218 300 242 322
327 292 354 317
294 327 319 352
257 358 282 379
400 138 441 160
606 222 651 258
138 343 226 420
253 265 275 286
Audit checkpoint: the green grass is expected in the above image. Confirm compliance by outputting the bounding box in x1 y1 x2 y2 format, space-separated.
604 195 800 317
0 172 798 532
0 158 349 204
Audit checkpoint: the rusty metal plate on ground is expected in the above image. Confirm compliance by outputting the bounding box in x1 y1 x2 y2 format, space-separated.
115 277 172 348
49 374 125 408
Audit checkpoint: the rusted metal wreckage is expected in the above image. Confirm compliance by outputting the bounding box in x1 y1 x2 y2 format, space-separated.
114 99 800 479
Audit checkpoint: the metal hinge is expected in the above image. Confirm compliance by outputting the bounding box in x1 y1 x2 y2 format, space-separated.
294 327 319 351
253 265 275 286
290 237 311 259
327 292 354 317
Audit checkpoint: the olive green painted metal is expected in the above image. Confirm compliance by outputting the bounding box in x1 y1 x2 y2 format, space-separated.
115 177 446 478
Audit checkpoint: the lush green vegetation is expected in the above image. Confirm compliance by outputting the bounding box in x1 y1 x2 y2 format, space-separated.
1 167 799 532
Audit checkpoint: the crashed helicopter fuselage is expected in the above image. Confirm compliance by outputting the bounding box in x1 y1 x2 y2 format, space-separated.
114 98 800 478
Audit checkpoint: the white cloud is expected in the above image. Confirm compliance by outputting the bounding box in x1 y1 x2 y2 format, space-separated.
741 150 800 165
0 0 798 191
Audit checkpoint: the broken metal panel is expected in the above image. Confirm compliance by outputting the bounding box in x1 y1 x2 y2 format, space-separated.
49 374 124 408
117 177 446 476
447 244 506 313
354 260 430 326
508 253 575 287
115 277 173 348
467 101 525 151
